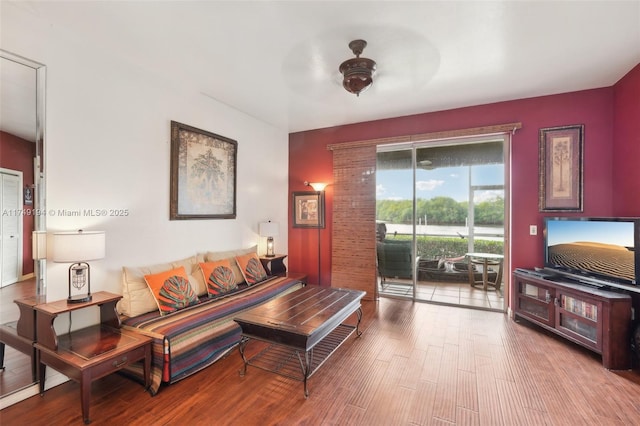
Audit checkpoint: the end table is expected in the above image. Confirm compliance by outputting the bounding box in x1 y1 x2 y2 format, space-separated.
259 254 287 276
35 291 151 424
0 295 45 382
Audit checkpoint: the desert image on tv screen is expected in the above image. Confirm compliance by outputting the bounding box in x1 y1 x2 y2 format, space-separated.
547 220 635 282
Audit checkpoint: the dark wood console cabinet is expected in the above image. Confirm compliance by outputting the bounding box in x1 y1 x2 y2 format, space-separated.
512 270 633 370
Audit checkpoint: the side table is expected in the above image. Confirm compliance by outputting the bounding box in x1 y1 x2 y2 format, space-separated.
466 252 504 290
259 254 287 276
0 295 45 381
35 291 151 424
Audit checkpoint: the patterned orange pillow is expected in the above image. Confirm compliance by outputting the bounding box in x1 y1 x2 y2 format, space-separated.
199 260 238 298
144 266 199 315
235 252 268 285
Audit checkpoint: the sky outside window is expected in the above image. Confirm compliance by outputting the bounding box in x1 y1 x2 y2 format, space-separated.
377 164 504 202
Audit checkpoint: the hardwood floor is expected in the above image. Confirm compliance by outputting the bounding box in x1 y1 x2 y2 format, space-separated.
0 277 35 323
0 278 37 397
1 296 639 425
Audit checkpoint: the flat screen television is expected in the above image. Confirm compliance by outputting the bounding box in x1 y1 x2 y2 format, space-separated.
543 217 640 288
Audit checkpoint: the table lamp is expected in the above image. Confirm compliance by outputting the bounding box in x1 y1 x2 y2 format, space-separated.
51 230 105 304
259 221 279 257
32 230 47 260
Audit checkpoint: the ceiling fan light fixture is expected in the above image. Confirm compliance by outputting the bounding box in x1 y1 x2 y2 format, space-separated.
339 39 376 96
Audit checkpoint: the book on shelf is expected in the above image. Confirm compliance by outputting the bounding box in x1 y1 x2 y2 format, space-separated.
561 294 598 321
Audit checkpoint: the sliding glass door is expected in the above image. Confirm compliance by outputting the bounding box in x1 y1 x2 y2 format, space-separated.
375 147 416 297
376 136 506 311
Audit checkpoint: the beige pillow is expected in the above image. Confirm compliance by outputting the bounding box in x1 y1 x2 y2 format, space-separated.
118 255 205 317
204 246 257 285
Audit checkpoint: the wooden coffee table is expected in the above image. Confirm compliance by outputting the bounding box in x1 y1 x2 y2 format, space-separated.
234 285 365 397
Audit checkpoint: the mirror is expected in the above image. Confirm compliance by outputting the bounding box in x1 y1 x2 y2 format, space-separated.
0 50 46 398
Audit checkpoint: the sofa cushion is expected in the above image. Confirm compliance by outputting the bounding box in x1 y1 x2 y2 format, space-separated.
119 255 205 317
144 266 200 315
199 260 238 297
204 245 257 286
235 252 268 285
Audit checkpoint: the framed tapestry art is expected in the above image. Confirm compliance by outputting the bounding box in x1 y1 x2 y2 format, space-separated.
539 124 584 212
292 191 325 228
170 121 237 220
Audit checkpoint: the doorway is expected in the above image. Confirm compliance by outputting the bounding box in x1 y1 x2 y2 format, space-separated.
1 169 23 287
376 135 507 311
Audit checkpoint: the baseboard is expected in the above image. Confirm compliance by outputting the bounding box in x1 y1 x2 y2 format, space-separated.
0 371 68 410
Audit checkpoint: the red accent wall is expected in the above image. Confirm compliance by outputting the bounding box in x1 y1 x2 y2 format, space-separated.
290 86 625 287
289 135 335 285
0 130 36 276
612 63 640 215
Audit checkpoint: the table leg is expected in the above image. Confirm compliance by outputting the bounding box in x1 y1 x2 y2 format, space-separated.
494 260 504 291
482 259 489 291
143 344 151 390
238 337 249 377
81 370 91 424
0 342 4 370
355 308 363 337
38 350 45 396
31 347 41 382
301 349 313 398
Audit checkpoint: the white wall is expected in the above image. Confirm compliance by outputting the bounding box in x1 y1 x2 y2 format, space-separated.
2 4 290 304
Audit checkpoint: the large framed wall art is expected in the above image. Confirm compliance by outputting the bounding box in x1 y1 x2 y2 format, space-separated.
539 124 584 212
170 121 237 220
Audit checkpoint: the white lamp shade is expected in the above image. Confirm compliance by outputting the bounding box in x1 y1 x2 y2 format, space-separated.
50 230 106 262
308 182 327 191
259 222 279 237
32 231 47 260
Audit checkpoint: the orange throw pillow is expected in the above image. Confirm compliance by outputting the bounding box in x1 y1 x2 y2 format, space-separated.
144 266 199 315
235 253 268 285
199 260 238 297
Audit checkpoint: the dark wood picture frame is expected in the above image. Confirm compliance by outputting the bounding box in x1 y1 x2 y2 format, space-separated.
170 121 237 220
292 191 325 228
539 124 584 212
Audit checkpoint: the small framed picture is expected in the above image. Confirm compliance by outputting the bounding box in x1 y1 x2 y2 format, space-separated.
292 191 325 228
24 186 33 205
539 124 584 212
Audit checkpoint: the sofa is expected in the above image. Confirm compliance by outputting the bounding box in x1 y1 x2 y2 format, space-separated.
116 246 305 395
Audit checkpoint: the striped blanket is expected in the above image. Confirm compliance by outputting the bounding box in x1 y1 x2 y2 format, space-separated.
122 275 304 395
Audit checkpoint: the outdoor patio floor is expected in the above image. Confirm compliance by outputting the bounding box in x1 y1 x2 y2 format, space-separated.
378 279 505 311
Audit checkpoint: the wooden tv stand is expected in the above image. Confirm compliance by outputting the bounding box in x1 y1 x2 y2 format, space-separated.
512 270 633 370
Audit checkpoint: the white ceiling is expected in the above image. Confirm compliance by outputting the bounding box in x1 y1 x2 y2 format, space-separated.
0 56 37 142
2 1 639 139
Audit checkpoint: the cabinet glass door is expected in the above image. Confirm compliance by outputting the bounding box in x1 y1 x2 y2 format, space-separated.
516 281 554 326
556 292 601 349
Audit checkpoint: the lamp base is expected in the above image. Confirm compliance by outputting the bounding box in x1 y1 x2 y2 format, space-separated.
265 254 275 258
67 294 92 304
